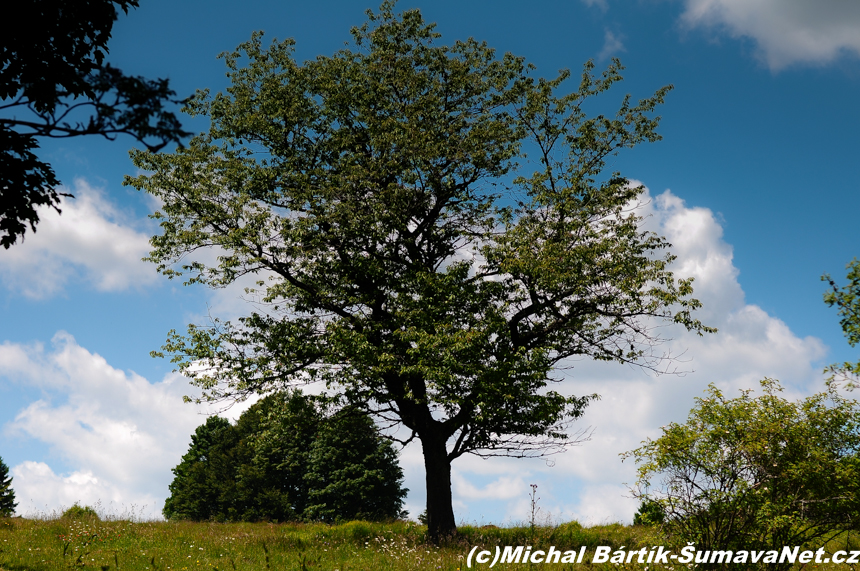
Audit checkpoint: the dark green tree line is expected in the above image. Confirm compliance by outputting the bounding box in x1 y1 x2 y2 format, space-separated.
164 391 407 522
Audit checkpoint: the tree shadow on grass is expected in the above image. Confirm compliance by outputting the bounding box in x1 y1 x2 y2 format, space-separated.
0 563 54 571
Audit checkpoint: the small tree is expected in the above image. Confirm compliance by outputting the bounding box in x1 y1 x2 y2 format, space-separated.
130 2 712 539
246 390 321 520
624 379 860 569
0 456 16 517
632 497 664 526
163 416 233 521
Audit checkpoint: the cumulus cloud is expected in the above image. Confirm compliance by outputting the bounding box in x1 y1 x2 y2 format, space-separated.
0 179 158 298
678 0 860 69
582 0 608 11
11 461 162 519
0 186 832 525
446 186 828 525
453 473 528 501
598 30 626 61
0 332 253 518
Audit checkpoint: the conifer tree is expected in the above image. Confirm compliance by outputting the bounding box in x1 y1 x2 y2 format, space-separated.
0 456 17 517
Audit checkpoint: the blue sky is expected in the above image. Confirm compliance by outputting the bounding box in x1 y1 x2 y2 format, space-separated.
1 0 859 523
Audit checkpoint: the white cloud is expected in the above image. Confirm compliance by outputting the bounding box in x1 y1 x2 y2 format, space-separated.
567 484 636 525
453 473 528 501
0 331 253 517
11 461 162 519
598 30 626 61
0 186 833 526
580 0 608 11
447 186 829 525
678 0 860 69
0 179 158 298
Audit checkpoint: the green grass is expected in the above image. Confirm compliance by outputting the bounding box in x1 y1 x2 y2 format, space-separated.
2 515 858 570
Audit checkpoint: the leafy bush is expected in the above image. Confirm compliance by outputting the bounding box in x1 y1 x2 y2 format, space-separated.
625 379 860 570
61 503 100 521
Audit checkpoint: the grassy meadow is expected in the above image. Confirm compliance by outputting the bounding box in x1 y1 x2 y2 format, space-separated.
2 515 860 570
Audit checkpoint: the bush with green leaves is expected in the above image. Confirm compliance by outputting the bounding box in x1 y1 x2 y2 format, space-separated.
164 390 407 522
624 379 860 569
632 497 664 526
0 455 16 517
61 503 100 521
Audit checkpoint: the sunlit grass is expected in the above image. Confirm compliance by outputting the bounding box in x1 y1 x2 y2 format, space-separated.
1 514 858 570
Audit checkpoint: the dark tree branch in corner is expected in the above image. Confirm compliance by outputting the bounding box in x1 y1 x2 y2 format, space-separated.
0 0 190 248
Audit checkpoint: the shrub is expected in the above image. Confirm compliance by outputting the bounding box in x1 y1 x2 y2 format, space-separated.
624 379 860 570
61 503 100 521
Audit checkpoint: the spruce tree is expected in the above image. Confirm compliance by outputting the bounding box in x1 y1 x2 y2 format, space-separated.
305 407 407 522
0 455 17 517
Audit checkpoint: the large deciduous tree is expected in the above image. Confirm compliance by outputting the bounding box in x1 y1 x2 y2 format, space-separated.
0 0 188 248
128 3 712 539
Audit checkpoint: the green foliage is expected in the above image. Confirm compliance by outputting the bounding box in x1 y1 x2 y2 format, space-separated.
164 391 406 522
127 2 710 539
0 455 16 517
61 503 101 521
304 407 408 522
0 0 188 248
823 258 860 382
163 415 235 521
632 497 664 526
624 379 860 569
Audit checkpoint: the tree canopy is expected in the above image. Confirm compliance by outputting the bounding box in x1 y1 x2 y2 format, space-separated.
163 391 407 522
129 2 712 539
624 379 860 570
0 0 188 248
0 455 16 517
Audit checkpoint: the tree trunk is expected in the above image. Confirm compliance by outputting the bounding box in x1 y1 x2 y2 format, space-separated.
421 433 457 542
